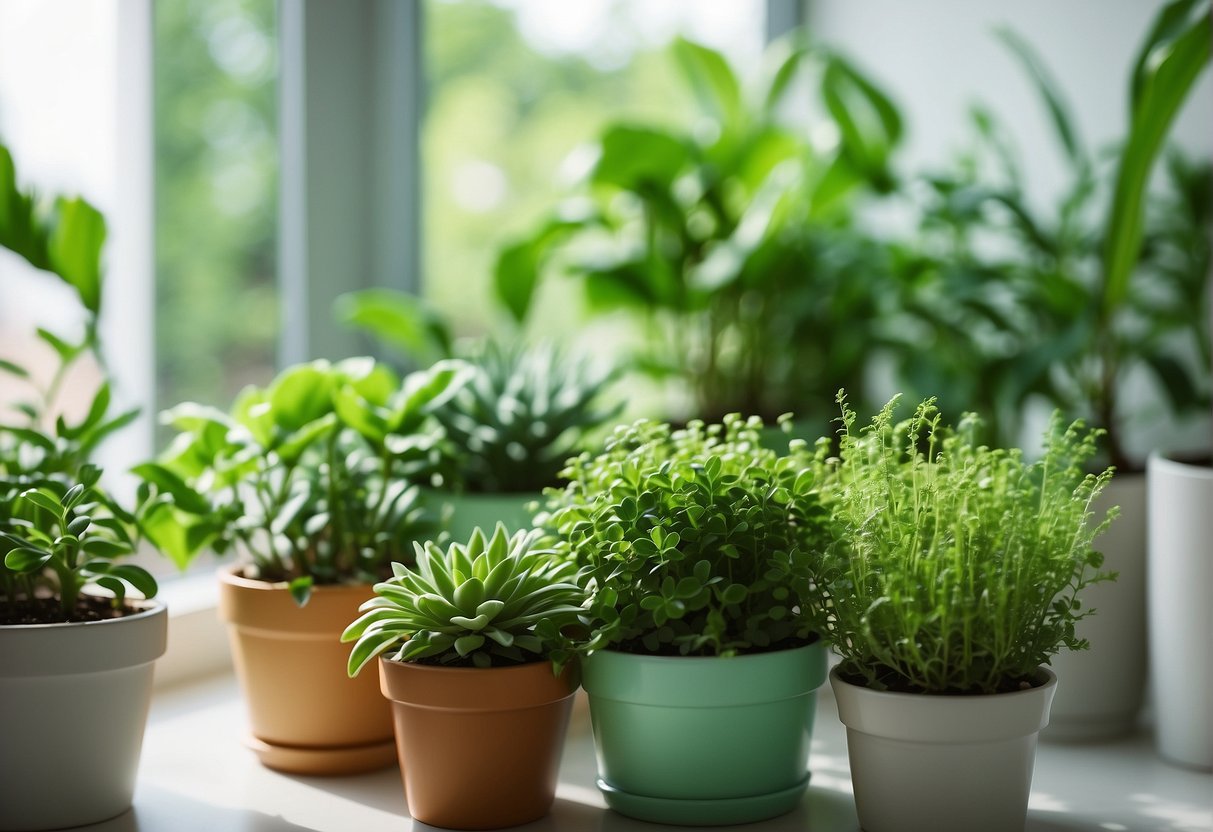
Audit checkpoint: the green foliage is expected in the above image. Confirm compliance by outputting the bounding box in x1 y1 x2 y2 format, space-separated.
0 464 156 620
339 289 620 493
342 525 584 674
492 35 903 426
893 5 1210 467
135 358 472 600
819 394 1116 695
545 414 829 657
153 0 278 413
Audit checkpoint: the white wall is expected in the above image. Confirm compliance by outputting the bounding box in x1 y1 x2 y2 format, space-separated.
809 0 1212 209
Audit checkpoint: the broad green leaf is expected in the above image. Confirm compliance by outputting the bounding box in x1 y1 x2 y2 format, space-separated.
592 125 690 191
47 196 106 314
335 289 453 364
1103 6 1209 314
267 362 336 433
289 576 314 607
5 547 53 571
131 463 212 515
672 37 745 137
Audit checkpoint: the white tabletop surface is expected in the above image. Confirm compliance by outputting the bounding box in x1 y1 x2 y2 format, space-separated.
81 674 1211 832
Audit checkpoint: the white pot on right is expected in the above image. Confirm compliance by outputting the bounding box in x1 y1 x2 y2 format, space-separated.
1044 474 1146 741
1147 453 1213 770
831 667 1056 832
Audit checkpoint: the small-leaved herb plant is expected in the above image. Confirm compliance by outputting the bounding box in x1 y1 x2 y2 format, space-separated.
342 524 584 674
1 464 157 623
544 414 829 657
820 393 1116 695
135 357 471 604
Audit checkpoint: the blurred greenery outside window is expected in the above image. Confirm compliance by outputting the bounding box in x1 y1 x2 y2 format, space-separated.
422 0 767 344
154 0 278 425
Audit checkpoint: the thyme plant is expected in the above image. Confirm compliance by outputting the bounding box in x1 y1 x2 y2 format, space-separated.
545 415 829 657
343 525 584 674
821 394 1116 695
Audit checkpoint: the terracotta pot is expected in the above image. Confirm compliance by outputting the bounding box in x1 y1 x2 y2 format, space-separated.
832 666 1057 832
217 566 395 774
379 657 576 830
0 600 166 831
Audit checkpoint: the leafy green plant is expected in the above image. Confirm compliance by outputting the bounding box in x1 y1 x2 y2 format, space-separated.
1 465 156 622
892 2 1210 466
135 357 471 603
491 36 903 426
1 141 148 624
338 289 620 493
544 414 829 657
819 393 1115 695
342 524 584 674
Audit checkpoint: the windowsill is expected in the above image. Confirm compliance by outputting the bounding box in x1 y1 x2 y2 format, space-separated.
79 672 1211 831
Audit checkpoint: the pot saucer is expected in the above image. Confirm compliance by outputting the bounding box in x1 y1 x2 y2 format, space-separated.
244 735 397 776
596 775 808 826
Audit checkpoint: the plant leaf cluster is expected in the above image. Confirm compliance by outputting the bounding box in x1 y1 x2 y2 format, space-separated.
135 357 473 603
491 35 903 427
338 289 621 493
343 525 584 674
889 2 1210 467
544 414 829 657
1 464 155 620
819 393 1116 695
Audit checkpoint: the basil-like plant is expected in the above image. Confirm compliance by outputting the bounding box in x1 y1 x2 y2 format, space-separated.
545 414 829 657
1 464 156 623
135 357 471 603
820 394 1116 695
342 525 584 674
338 289 620 493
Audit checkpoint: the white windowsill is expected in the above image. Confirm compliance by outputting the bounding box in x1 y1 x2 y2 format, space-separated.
155 573 231 688
76 672 1211 832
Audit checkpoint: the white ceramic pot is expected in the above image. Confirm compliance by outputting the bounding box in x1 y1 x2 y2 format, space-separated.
0 600 167 831
831 667 1057 832
1044 474 1146 741
1147 453 1213 770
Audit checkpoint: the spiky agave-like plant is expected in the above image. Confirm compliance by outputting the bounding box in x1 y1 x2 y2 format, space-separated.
342 524 584 675
436 341 620 493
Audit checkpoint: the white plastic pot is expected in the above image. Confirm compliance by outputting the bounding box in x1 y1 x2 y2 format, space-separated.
831 667 1057 832
1044 474 1146 740
1147 453 1213 770
0 600 167 831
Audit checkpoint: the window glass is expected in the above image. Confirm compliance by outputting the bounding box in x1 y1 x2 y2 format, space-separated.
154 0 278 418
422 0 767 335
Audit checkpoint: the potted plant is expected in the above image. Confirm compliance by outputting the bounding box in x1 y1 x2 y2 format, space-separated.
1 141 166 831
342 525 583 830
890 4 1210 740
135 356 470 774
542 414 830 826
819 394 1115 832
338 289 620 538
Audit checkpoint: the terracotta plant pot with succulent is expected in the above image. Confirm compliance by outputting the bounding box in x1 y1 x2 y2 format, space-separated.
343 525 584 830
543 415 831 826
819 395 1115 832
135 357 472 774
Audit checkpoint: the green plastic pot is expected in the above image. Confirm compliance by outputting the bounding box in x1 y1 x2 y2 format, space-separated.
582 640 827 826
443 491 539 542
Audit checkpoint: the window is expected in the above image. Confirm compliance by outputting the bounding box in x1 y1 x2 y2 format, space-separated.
153 0 278 418
422 0 768 336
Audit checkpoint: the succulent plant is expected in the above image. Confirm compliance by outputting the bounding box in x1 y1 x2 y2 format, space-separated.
343 524 585 674
435 341 620 494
